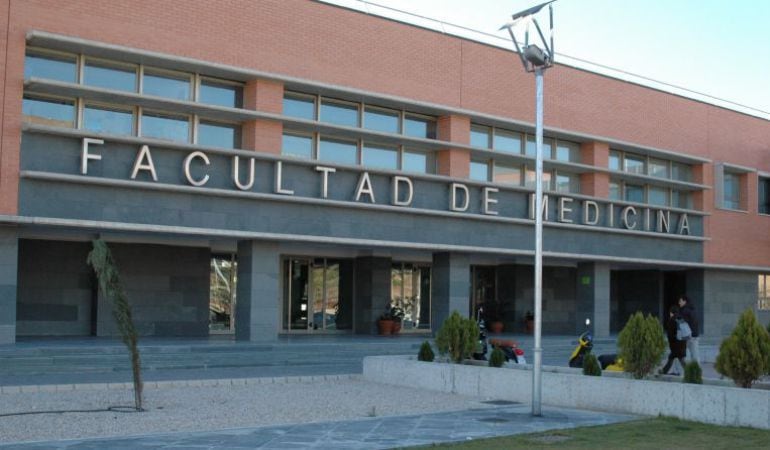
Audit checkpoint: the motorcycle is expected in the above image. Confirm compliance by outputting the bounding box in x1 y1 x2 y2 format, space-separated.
471 307 526 364
569 318 622 371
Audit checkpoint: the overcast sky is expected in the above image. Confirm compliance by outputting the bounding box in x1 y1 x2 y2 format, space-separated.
322 0 770 120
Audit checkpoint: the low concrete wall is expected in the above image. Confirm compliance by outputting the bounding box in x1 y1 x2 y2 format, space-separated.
363 356 770 430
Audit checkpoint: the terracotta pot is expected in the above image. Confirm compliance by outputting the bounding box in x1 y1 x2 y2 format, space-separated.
392 320 402 334
378 319 394 335
489 321 504 334
525 319 534 334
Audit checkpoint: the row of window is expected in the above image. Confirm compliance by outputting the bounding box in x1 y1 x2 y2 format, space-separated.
23 95 241 148
469 158 580 193
609 149 693 182
470 124 581 163
282 131 433 173
283 92 437 139
609 179 693 209
25 49 243 108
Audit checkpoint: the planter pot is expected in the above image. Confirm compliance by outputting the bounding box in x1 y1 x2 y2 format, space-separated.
488 321 504 334
378 319 394 335
392 320 402 334
525 319 534 334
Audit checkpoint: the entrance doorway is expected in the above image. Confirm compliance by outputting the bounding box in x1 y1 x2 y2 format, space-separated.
209 254 237 334
282 258 353 332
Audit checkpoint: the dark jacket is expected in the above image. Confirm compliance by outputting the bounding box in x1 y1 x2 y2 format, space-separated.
666 316 687 358
679 304 699 337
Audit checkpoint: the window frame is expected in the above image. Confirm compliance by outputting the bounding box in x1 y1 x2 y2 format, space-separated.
362 104 402 134
22 93 78 128
141 66 194 101
82 56 139 93
24 47 80 84
138 108 192 143
319 97 360 128
197 75 244 109
195 116 242 149
81 100 136 136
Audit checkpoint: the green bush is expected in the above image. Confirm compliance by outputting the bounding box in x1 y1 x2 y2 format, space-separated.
436 311 479 363
489 346 506 368
715 309 770 388
683 361 702 384
418 341 435 362
582 353 602 376
617 311 667 379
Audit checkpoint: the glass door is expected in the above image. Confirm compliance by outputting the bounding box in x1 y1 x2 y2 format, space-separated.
209 254 237 334
283 258 352 332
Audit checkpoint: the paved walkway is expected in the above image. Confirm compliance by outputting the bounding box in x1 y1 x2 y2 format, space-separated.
0 403 636 449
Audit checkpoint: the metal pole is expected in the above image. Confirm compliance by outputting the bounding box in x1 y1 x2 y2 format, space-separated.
532 66 544 417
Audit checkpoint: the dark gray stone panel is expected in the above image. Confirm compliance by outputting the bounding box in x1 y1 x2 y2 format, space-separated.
431 252 470 332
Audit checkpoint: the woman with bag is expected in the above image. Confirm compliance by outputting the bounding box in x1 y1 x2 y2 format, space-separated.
659 306 687 376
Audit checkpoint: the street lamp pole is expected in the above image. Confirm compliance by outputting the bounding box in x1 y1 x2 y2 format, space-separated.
500 0 555 417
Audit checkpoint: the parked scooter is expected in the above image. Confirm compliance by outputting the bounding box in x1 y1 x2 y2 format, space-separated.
472 307 488 360
569 319 622 371
471 307 526 364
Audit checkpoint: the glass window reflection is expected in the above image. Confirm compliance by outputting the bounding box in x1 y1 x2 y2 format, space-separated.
283 94 315 120
470 160 489 181
141 111 189 142
83 104 133 135
470 125 490 148
320 100 358 127
22 95 75 128
319 137 357 165
24 52 77 83
83 60 136 92
282 133 314 159
200 80 242 108
493 163 521 185
198 120 240 148
404 115 436 139
493 130 521 154
143 70 191 100
364 107 399 133
363 144 398 169
648 186 669 206
402 150 428 173
625 183 645 203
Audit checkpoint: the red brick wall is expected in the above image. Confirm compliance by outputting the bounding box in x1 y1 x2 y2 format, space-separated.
3 0 770 266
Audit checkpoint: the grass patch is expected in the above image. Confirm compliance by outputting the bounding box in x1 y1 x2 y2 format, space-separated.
429 417 770 449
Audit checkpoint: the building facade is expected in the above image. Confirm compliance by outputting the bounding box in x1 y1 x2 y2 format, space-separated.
1 0 769 344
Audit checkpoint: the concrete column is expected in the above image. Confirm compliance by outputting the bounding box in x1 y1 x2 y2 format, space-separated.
242 78 284 154
432 252 470 332
435 115 471 178
354 256 391 334
235 240 280 341
575 262 610 337
685 269 706 336
0 228 18 344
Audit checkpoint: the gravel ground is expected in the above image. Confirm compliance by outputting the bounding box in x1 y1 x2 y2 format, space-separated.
0 377 487 444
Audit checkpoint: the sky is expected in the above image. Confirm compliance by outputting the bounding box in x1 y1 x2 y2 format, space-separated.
321 0 770 120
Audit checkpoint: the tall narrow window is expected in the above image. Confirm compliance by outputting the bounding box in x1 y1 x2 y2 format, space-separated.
609 150 621 171
760 177 770 215
723 171 742 210
609 180 622 200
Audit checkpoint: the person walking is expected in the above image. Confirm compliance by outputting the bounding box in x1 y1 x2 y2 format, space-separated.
678 295 700 365
659 306 686 376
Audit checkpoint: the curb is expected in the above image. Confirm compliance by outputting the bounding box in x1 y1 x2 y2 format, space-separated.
0 374 360 395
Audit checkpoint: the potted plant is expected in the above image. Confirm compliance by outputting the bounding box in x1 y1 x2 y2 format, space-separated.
484 301 504 334
377 305 404 335
524 310 535 334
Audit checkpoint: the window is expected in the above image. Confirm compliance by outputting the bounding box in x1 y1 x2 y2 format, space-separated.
363 107 399 133
402 150 429 173
647 186 669 206
282 133 314 159
759 177 770 215
141 111 189 142
403 114 436 139
22 95 76 128
24 51 77 83
625 183 644 203
525 168 552 191
470 125 491 149
470 160 489 181
493 129 521 154
363 143 398 170
318 137 357 165
555 172 579 194
672 190 693 209
624 153 645 174
609 180 621 200
525 136 537 157
83 59 136 92
283 93 315 120
391 263 431 330
649 158 669 178
758 274 770 310
320 100 358 127
83 103 134 135
199 79 243 108
672 162 692 182
198 120 240 149
143 70 191 100
555 140 580 163
492 163 521 185
723 171 742 210
609 150 621 171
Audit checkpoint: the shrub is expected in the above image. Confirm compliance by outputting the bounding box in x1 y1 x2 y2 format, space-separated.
418 341 435 362
582 353 602 376
436 311 479 363
715 308 770 388
489 346 506 368
617 311 667 379
683 361 702 384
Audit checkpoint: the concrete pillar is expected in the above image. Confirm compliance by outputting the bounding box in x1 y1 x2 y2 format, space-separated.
575 262 610 337
579 141 610 197
432 252 470 332
354 256 391 334
685 269 706 336
235 240 280 341
0 228 18 344
436 115 471 178
242 78 284 154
